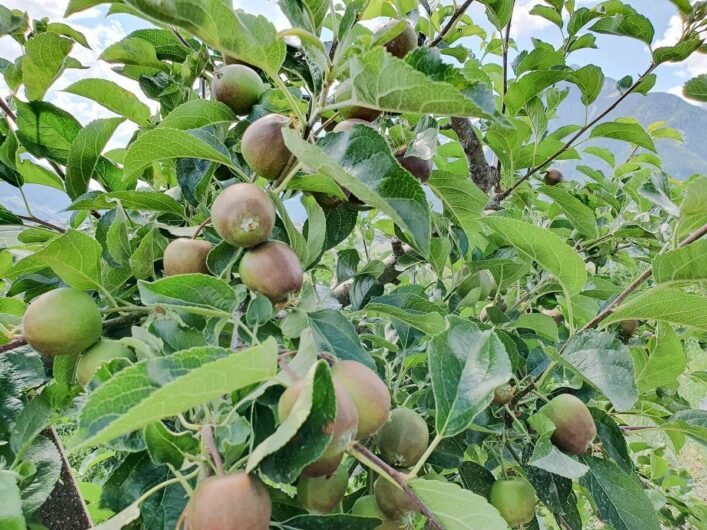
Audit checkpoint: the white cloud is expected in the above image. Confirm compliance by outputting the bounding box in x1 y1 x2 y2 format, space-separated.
510 1 555 37
655 14 707 79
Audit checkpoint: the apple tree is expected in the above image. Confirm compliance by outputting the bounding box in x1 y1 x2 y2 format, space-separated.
1 1 706 529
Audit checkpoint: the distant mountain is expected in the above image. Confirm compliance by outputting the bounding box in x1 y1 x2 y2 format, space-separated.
554 79 707 179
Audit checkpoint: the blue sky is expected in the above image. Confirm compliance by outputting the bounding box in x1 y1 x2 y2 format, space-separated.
0 0 703 220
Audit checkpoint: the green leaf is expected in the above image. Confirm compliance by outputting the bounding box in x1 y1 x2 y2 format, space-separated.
158 100 236 130
32 229 102 290
302 195 326 268
130 226 164 280
683 74 707 103
283 126 431 255
64 78 151 126
529 433 589 479
560 331 637 411
282 515 380 530
365 303 446 336
653 34 702 64
248 361 336 483
16 159 64 190
9 392 51 461
271 193 308 265
410 479 507 530
429 317 511 437
22 33 73 100
66 117 125 200
506 313 559 342
603 287 707 332
0 470 25 530
483 216 587 295
590 12 654 46
15 100 82 164
100 37 167 72
590 121 656 152
67 191 183 215
123 0 286 76
46 22 90 48
579 456 660 530
71 340 277 450
65 0 109 16
308 310 375 369
347 48 493 118
539 185 598 238
636 323 685 394
144 422 198 469
652 239 707 285
138 274 237 316
663 409 707 447
124 127 234 185
20 436 62 515
427 171 487 244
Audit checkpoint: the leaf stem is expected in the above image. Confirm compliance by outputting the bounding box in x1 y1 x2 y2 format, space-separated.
408 433 443 477
272 76 307 126
347 442 444 530
428 0 476 47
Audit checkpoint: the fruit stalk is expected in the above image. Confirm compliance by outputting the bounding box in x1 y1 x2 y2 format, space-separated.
347 442 444 530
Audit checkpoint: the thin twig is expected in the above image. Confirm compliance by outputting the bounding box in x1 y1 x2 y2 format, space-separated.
496 63 657 201
500 9 514 116
348 442 444 530
192 217 211 239
581 222 707 331
202 424 225 475
429 0 476 47
16 214 66 233
0 95 17 120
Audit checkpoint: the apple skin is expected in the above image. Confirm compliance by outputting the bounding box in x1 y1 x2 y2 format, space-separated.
375 408 429 467
76 340 135 387
377 20 418 58
297 465 349 513
187 473 271 530
332 360 391 440
23 288 102 357
335 79 382 122
239 241 304 302
489 478 536 528
211 183 275 248
242 114 293 180
212 64 266 115
163 238 213 276
542 393 597 455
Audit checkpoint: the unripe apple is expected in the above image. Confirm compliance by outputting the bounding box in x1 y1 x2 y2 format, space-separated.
187 472 271 530
211 183 275 248
544 168 564 185
23 288 102 357
163 238 213 276
542 393 597 455
76 340 134 387
278 380 358 477
489 478 536 528
374 478 417 521
297 464 349 513
239 241 304 302
394 146 432 183
377 20 418 58
242 114 293 180
332 360 391 439
375 408 429 467
212 64 266 115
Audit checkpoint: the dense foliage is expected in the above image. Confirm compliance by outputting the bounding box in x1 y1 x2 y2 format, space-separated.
1 1 706 529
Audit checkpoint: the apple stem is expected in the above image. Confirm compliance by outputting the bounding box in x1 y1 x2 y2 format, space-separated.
192 217 211 239
347 442 445 530
201 424 225 475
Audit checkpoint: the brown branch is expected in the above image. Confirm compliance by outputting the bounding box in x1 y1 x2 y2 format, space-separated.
500 10 514 117
495 63 657 201
331 238 413 306
202 424 225 475
191 217 211 239
16 214 66 233
348 442 444 530
450 117 499 193
0 337 27 354
581 222 707 331
429 0 476 47
0 95 17 121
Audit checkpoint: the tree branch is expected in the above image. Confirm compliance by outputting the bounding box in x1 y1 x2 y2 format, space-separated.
449 117 499 193
16 214 66 233
429 0 476 47
581 222 707 331
348 442 444 530
495 64 657 202
331 238 413 306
